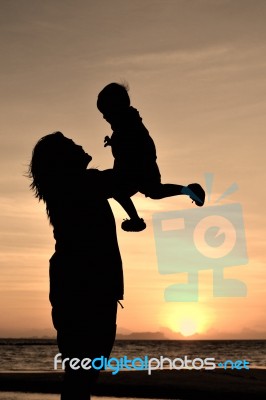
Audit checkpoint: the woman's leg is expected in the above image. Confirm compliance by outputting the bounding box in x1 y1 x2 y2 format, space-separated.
54 301 118 400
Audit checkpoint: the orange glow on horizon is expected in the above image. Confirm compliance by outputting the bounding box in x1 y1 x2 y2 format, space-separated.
159 303 214 337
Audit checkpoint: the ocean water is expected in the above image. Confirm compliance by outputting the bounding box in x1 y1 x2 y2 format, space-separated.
0 338 265 372
0 339 265 400
0 394 156 400
0 395 156 400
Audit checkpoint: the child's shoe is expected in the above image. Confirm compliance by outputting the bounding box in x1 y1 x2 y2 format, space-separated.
121 218 146 232
187 183 205 206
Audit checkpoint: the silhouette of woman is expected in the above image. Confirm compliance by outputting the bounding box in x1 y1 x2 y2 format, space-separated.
28 131 124 400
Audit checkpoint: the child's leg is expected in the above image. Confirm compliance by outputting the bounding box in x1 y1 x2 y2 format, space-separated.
113 195 146 232
104 170 146 231
113 194 140 220
147 184 183 199
146 183 205 206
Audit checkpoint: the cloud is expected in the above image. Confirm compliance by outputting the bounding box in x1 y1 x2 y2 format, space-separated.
105 46 232 68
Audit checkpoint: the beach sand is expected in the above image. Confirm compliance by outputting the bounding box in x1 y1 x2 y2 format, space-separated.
0 369 266 399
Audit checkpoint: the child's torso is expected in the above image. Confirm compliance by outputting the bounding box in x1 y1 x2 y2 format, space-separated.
110 107 158 168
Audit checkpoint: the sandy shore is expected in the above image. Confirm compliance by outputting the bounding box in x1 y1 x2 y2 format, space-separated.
0 369 266 399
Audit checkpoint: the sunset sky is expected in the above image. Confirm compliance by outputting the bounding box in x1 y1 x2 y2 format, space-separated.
0 0 265 339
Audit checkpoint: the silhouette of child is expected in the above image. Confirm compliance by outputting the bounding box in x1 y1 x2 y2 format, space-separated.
97 82 205 232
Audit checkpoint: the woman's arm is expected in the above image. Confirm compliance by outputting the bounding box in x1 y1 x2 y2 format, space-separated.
85 168 115 199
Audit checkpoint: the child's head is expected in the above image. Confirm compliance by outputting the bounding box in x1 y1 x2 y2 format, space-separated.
97 82 130 118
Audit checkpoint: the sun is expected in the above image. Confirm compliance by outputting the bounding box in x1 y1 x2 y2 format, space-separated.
159 303 214 338
179 318 197 337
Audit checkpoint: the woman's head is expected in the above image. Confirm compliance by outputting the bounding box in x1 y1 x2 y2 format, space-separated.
28 131 91 202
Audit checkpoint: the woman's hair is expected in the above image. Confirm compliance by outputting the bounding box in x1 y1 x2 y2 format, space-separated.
97 82 130 114
28 131 93 225
28 131 70 202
